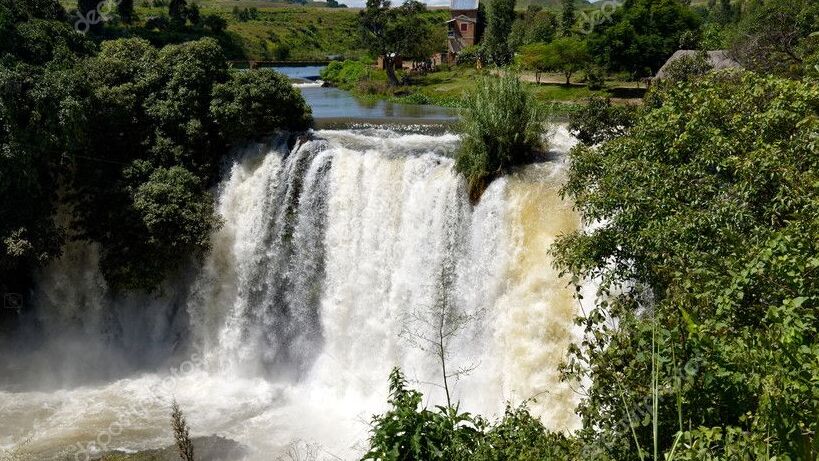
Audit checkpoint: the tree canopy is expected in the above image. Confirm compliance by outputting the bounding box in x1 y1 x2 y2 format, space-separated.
0 0 312 294
587 0 701 76
556 71 819 459
482 0 516 65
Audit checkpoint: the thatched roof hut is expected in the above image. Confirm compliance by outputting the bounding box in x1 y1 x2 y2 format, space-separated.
655 50 741 79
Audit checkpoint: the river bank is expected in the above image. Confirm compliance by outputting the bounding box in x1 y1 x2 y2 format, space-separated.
318 61 645 117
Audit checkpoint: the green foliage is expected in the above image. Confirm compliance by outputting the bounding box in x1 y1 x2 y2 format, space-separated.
168 0 187 27
474 405 579 460
211 69 312 140
232 6 258 22
517 43 549 82
554 71 819 460
541 36 589 85
118 0 135 23
0 2 311 294
560 0 574 36
454 73 546 202
483 0 515 65
587 0 701 76
364 368 483 461
509 6 558 50
202 13 226 33
730 0 819 78
363 368 577 461
320 59 371 89
584 64 605 90
359 0 442 85
132 165 216 262
455 45 483 66
568 96 635 146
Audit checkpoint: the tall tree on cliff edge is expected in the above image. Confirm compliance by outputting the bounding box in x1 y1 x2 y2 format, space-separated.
359 0 439 86
483 0 515 65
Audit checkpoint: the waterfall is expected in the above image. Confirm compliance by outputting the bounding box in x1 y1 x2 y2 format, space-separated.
0 127 582 460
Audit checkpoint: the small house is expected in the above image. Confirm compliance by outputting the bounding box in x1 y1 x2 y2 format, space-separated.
447 0 480 63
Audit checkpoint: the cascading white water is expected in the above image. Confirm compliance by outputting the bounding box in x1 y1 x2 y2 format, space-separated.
0 127 582 460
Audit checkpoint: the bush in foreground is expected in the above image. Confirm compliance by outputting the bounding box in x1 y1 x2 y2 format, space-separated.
454 73 546 203
363 368 577 461
555 71 819 459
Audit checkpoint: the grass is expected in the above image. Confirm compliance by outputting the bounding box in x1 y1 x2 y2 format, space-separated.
369 66 636 117
62 1 369 61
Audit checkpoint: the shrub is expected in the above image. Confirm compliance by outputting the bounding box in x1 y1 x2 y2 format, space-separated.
474 405 579 460
555 71 819 460
364 368 579 461
454 73 546 202
203 14 227 34
319 59 371 89
568 96 636 146
363 368 483 461
584 64 605 90
144 14 169 31
456 45 483 66
210 69 313 140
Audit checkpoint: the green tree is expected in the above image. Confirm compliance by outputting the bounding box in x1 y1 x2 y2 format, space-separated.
527 10 558 44
203 14 226 33
731 0 819 78
568 96 636 146
517 43 549 83
1 0 313 295
0 0 93 295
560 0 575 36
587 0 701 76
454 73 545 202
542 36 589 85
483 0 515 65
509 7 558 50
359 0 439 86
555 71 819 459
210 69 312 141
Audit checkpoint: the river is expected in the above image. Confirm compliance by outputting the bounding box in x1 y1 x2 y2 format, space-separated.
273 65 458 126
0 67 584 461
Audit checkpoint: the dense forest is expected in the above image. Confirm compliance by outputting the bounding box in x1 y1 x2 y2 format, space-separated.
0 0 311 298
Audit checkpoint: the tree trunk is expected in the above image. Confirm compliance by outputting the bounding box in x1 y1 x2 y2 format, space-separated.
565 72 571 86
385 58 400 86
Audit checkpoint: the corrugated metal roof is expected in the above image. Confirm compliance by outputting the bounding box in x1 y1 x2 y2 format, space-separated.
450 0 478 11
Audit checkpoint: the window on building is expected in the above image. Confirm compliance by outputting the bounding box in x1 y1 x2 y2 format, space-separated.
460 23 468 32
